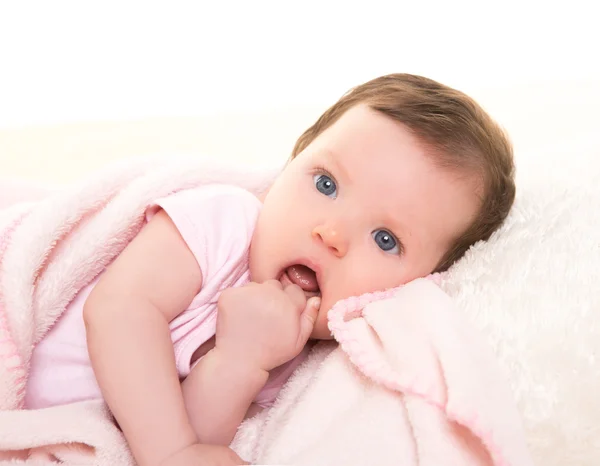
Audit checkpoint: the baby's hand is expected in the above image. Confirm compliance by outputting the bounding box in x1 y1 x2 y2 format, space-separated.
216 280 320 371
160 443 247 465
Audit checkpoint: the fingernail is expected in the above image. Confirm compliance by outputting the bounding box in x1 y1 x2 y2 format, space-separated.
312 297 321 308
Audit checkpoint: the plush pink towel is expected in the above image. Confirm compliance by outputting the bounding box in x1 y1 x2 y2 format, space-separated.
328 279 531 466
0 157 531 465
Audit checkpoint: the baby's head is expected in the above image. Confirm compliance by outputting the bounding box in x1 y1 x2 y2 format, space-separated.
250 73 515 339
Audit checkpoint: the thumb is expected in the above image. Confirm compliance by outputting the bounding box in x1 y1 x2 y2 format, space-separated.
298 297 320 345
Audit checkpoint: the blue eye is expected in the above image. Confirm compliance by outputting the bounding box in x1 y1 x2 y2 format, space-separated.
372 229 400 254
313 174 337 198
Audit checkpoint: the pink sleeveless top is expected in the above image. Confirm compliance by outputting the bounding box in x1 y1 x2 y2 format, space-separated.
25 184 309 410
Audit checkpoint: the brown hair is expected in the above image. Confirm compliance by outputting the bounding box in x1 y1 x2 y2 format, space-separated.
290 73 515 272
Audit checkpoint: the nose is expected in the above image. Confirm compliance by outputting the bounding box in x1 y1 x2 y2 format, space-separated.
312 222 348 257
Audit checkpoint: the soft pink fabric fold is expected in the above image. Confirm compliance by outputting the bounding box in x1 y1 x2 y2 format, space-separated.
326 278 532 466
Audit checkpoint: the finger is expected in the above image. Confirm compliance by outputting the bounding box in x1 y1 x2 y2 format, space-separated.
262 279 283 290
283 283 307 311
297 297 321 346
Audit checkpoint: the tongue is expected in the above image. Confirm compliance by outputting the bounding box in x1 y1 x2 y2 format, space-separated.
286 265 319 292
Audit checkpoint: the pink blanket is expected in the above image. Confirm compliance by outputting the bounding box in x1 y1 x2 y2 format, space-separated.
0 157 532 465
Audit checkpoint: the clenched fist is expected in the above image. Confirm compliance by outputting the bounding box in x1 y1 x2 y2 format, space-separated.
215 280 320 371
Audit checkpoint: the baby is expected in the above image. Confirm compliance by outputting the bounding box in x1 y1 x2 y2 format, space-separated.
24 73 515 465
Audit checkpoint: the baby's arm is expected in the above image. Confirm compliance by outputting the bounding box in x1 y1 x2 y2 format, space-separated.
182 349 268 445
182 281 319 446
84 210 203 466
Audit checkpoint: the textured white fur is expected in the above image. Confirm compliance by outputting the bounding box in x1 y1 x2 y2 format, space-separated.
442 145 600 465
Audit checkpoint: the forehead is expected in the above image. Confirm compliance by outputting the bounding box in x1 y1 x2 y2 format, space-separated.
317 105 420 159
306 105 479 255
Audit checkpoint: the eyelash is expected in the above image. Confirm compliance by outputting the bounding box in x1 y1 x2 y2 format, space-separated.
311 164 335 181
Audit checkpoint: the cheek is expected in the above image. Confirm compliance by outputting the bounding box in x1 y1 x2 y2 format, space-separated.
266 177 307 215
327 255 407 303
270 180 316 231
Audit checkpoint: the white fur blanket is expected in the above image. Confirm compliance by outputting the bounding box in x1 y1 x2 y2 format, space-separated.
0 157 531 465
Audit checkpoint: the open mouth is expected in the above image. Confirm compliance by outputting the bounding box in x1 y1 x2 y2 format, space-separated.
280 264 321 297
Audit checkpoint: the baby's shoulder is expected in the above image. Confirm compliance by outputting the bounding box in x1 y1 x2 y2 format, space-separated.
177 183 261 214
157 184 261 222
145 184 260 291
154 184 261 265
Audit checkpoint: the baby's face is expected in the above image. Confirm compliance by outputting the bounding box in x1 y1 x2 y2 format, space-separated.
249 104 479 339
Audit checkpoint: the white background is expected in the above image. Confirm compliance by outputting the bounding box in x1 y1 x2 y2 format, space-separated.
1 0 598 128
